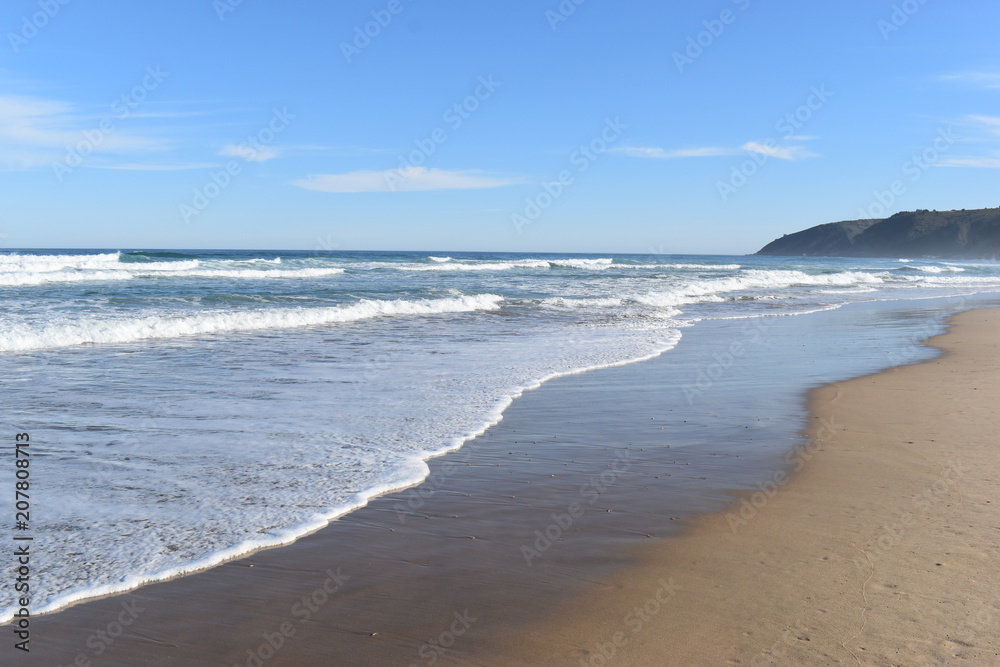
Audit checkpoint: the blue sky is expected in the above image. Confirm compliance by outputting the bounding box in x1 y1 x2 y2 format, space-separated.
1 0 997 254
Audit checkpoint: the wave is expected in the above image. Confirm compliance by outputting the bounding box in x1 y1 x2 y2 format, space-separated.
646 263 743 271
0 252 124 273
398 260 551 272
4 322 684 624
136 268 345 280
0 271 137 287
540 269 893 313
548 258 614 269
121 251 202 262
902 265 965 274
0 294 503 353
396 258 616 272
0 266 344 286
394 258 743 273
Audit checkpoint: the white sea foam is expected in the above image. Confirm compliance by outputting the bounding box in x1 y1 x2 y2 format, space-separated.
0 294 503 352
0 271 137 286
398 260 550 271
395 258 616 272
548 258 615 269
0 254 344 286
137 268 346 279
908 265 964 273
0 252 124 272
1 323 685 624
619 263 743 271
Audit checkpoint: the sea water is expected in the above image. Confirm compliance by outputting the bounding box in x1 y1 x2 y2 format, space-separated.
2 249 999 620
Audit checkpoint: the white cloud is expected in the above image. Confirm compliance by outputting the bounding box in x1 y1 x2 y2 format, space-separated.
0 93 167 169
940 116 1000 168
613 139 817 162
293 167 522 193
219 144 279 162
611 145 739 159
741 141 817 161
87 162 221 171
967 115 1000 135
940 155 1000 169
940 72 1000 90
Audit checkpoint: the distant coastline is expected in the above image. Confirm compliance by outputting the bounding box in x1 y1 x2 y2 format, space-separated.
757 208 1000 259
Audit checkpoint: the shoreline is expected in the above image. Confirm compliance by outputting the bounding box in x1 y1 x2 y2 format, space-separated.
18 301 1000 665
4 330 685 626
492 307 1000 665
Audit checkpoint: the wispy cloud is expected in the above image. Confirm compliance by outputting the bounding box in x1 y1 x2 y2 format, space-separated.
940 115 1000 168
611 145 739 159
741 141 817 161
219 144 279 162
0 93 168 169
967 115 1000 133
614 139 817 162
939 71 1000 90
293 167 522 193
87 162 221 171
939 154 1000 169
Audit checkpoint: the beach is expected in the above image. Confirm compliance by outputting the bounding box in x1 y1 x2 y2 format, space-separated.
19 303 999 665
494 307 1000 665
9 2 1000 664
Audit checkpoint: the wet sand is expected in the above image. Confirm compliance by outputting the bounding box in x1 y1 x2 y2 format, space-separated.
495 308 1000 665
22 307 1000 665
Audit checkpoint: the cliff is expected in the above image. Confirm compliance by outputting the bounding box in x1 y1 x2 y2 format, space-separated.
756 209 1000 259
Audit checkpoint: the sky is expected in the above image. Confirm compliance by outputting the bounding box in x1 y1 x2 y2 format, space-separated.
0 0 997 255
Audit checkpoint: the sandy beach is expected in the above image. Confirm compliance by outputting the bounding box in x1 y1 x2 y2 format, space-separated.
23 306 1000 666
495 307 1000 666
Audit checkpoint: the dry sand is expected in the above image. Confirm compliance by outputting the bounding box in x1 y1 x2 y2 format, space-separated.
495 308 1000 666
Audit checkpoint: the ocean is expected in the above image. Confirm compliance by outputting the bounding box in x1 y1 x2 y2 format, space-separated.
2 248 1000 621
